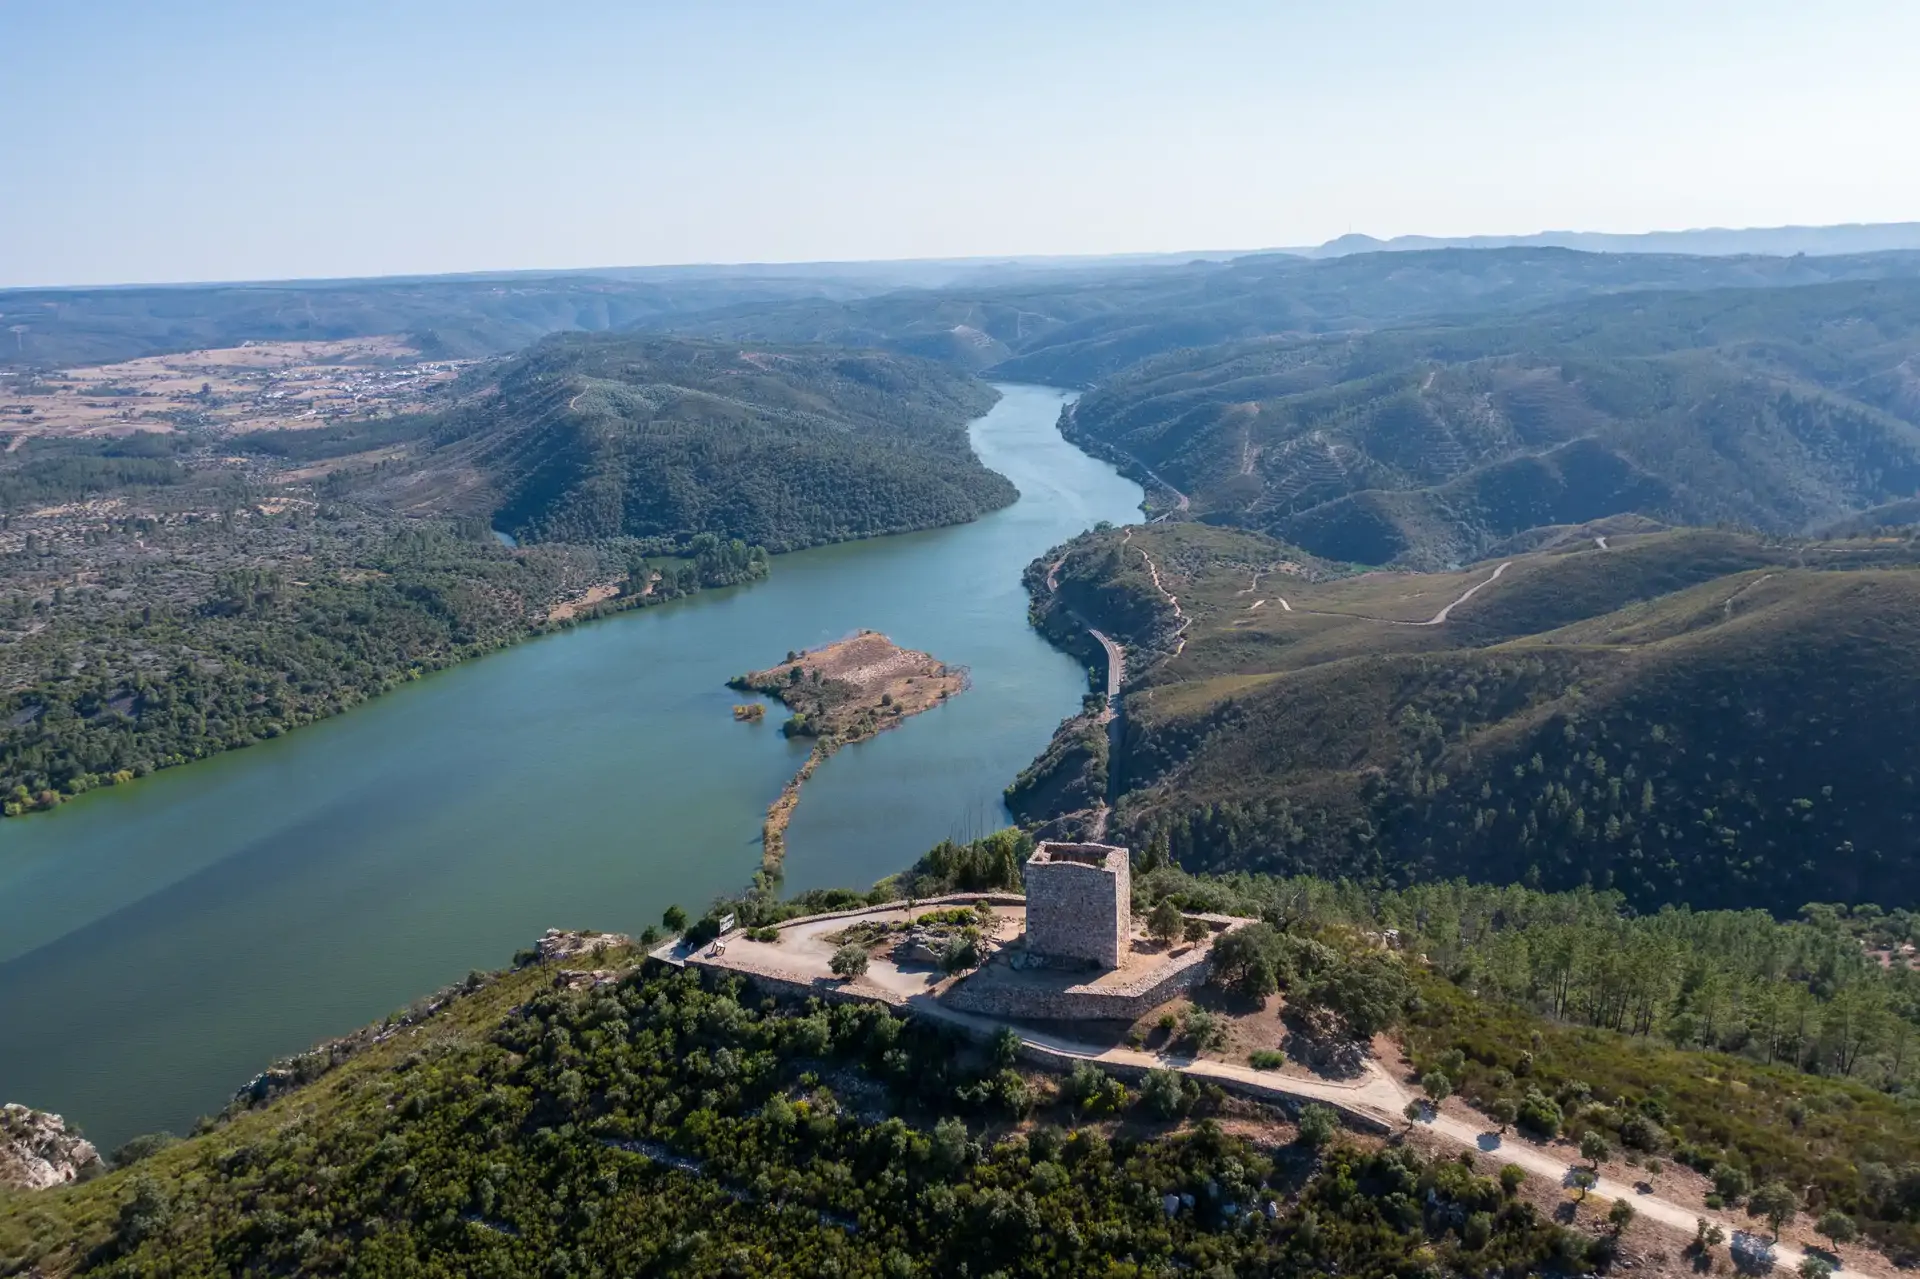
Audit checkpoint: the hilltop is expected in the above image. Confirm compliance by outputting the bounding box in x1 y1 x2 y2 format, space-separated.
1023 523 1920 914
367 333 1011 551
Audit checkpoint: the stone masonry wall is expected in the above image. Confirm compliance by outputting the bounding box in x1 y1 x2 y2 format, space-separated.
943 944 1215 1022
1024 842 1130 968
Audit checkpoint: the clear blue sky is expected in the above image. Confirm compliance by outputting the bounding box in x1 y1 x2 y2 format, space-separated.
3 0 1915 287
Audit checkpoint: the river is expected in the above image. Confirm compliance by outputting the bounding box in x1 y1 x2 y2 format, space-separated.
0 384 1140 1150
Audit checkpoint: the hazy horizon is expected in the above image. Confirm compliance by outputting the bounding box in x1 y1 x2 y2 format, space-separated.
4 0 1917 288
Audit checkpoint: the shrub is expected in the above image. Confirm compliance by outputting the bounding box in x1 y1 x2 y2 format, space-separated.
939 935 981 974
1710 1162 1750 1203
830 944 869 980
1178 1008 1225 1053
662 904 688 932
109 1133 180 1169
1499 1163 1526 1195
1516 1089 1562 1139
1296 1103 1339 1147
1062 1062 1128 1114
1249 1049 1286 1070
1139 1069 1193 1119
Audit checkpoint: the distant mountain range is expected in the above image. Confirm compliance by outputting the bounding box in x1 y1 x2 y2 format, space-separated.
1285 221 1920 259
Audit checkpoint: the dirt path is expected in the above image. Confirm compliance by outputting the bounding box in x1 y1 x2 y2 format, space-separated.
671 911 1862 1275
1722 573 1777 617
1423 560 1510 624
986 1019 1837 1272
1123 528 1190 655
1271 561 1511 628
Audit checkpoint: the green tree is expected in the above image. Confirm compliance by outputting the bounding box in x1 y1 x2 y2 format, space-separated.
1580 1130 1610 1168
662 904 688 932
1751 1181 1798 1239
1608 1199 1635 1234
990 1026 1021 1071
1499 1164 1527 1195
1815 1209 1856 1250
1421 1071 1453 1103
1147 899 1184 946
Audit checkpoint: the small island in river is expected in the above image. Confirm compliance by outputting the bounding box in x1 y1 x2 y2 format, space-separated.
730 631 967 875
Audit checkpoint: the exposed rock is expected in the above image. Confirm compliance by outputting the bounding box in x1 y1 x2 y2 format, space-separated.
555 968 621 991
535 928 633 965
0 1103 103 1189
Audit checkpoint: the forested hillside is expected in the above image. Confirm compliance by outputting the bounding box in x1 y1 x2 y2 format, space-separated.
1132 866 1920 1262
1064 280 1920 566
1023 523 1920 915
382 334 1011 551
8 847 1917 1273
0 946 1588 1279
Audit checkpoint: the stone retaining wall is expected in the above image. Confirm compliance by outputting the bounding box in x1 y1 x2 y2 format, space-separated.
641 959 1391 1135
943 942 1216 1022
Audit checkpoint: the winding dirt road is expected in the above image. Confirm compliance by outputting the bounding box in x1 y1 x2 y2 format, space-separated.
1123 528 1191 655
1272 561 1511 628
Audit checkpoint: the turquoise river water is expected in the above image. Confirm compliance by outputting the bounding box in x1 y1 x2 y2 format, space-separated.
0 384 1141 1149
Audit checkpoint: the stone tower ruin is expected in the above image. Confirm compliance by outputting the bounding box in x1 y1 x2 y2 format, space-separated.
1023 841 1131 969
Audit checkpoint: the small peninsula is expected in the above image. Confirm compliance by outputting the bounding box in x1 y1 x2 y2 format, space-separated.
730 631 966 874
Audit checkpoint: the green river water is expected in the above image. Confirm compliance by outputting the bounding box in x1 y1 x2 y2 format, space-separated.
0 385 1141 1150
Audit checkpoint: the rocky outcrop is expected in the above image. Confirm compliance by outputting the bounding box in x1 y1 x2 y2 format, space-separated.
0 1103 103 1189
535 928 632 965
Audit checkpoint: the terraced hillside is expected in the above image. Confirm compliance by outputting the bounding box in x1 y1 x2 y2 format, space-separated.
1064 280 1920 566
364 334 1011 551
1023 523 1920 913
